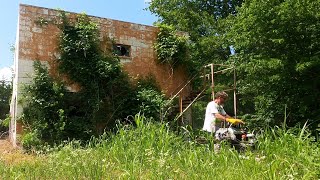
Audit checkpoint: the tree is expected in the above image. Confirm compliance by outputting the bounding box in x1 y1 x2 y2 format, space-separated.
148 0 243 65
149 0 320 133
228 0 320 130
149 0 243 38
0 80 12 132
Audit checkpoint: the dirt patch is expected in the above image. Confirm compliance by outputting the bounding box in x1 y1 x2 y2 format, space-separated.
0 138 38 165
0 138 15 152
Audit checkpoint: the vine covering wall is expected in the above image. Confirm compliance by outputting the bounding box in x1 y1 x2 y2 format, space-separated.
19 12 170 149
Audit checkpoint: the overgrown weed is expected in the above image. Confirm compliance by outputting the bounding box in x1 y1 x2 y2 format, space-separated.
1 114 319 179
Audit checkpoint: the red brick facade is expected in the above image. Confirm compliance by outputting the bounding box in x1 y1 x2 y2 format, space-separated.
9 4 192 146
18 4 191 97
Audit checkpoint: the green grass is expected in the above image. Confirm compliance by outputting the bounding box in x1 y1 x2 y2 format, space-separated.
0 114 319 179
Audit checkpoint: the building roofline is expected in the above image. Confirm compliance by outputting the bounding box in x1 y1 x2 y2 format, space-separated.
19 3 157 29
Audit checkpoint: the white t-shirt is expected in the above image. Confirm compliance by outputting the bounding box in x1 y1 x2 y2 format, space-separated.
202 101 226 133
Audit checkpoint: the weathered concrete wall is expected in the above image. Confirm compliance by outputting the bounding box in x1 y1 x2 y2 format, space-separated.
18 4 190 95
10 4 191 145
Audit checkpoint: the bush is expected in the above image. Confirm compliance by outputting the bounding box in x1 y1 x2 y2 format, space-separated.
0 115 10 129
0 80 12 133
134 77 168 121
154 24 188 69
20 61 71 143
21 131 42 151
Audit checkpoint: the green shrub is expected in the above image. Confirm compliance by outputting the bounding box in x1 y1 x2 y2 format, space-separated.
0 80 12 132
0 115 10 128
21 131 42 151
154 24 188 69
20 61 72 144
134 77 168 121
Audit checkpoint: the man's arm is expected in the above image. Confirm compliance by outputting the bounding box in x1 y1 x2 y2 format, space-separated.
226 114 232 119
214 113 229 122
216 113 245 124
214 113 232 122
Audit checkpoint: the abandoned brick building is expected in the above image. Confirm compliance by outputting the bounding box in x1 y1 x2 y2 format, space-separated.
9 4 192 146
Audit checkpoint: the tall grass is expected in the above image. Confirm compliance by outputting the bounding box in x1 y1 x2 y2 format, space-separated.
0 114 319 179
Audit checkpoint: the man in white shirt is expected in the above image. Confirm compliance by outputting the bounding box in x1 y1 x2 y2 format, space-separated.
203 91 232 134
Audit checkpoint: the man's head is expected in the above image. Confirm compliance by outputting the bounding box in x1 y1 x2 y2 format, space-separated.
214 91 228 105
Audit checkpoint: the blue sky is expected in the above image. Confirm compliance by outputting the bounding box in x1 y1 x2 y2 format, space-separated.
0 0 156 80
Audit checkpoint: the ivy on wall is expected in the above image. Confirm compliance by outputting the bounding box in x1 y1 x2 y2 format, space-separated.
154 24 189 69
20 12 170 149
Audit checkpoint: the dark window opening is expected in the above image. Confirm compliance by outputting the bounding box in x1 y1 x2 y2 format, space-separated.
113 44 130 57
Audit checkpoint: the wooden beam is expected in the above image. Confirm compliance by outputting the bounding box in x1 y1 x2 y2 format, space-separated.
211 64 215 100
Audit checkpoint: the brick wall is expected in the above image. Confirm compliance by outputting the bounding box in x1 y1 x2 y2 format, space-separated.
17 4 191 96
10 4 192 145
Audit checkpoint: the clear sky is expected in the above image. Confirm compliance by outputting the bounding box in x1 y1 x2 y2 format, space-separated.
0 0 156 80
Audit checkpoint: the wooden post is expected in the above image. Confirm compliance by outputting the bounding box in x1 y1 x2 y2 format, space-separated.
233 66 237 118
203 67 206 89
211 64 215 100
179 94 183 126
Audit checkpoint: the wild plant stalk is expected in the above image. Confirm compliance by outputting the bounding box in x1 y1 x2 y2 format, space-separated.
0 114 319 179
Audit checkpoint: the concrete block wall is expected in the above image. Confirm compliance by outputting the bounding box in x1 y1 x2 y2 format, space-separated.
17 4 190 96
10 4 192 145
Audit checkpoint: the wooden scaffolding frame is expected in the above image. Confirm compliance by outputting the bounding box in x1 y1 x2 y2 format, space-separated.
204 63 237 118
164 62 238 126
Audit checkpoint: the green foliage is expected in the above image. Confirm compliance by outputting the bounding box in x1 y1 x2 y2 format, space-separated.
0 80 12 132
20 13 171 148
148 0 243 39
35 17 50 27
134 79 167 121
149 0 243 92
20 131 42 151
228 0 320 131
0 115 319 179
57 12 130 128
149 0 320 134
0 115 10 128
20 62 168 148
148 0 242 62
154 24 188 68
58 13 123 89
136 89 165 119
191 101 207 129
21 12 127 146
20 61 92 146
